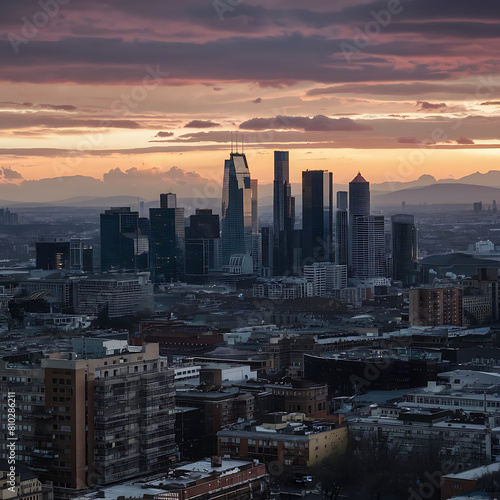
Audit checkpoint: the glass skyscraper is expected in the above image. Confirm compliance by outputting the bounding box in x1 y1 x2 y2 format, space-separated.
302 170 333 264
100 207 139 272
348 173 386 278
392 214 418 286
273 151 295 275
335 191 348 266
149 194 185 282
221 152 253 266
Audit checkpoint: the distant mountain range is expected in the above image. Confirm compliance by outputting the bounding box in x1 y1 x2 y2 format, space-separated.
373 183 500 206
3 170 500 207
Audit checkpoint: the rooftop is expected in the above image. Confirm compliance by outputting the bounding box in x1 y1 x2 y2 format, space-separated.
351 172 368 183
442 462 500 480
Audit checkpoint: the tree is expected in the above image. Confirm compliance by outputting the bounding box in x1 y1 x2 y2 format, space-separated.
312 450 349 500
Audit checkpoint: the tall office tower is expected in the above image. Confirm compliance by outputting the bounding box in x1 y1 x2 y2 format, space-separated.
250 178 262 274
392 214 418 286
335 191 348 266
273 151 295 275
351 215 386 278
302 170 333 265
349 172 372 276
149 194 185 282
185 209 221 274
260 226 273 277
100 207 141 272
349 172 370 220
160 192 177 209
250 178 258 234
337 190 348 211
221 152 253 266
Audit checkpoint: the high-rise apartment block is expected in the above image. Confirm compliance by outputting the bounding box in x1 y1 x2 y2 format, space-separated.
0 344 177 495
409 287 463 326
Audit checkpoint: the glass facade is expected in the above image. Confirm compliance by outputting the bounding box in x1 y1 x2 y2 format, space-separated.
221 153 253 266
392 214 418 286
273 151 295 275
301 170 333 264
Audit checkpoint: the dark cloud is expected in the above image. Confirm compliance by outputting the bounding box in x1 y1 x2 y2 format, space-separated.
155 131 174 137
0 167 23 181
307 82 480 97
481 101 500 106
417 101 449 112
456 136 475 145
252 98 262 104
239 114 372 132
38 104 77 112
184 120 220 128
0 112 141 130
398 137 423 144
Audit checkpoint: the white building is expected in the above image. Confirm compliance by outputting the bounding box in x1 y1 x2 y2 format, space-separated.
303 263 347 297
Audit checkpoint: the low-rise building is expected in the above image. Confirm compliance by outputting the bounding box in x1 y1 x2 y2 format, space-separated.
0 459 50 500
348 406 500 470
76 272 153 318
218 413 348 468
69 457 268 500
441 463 500 500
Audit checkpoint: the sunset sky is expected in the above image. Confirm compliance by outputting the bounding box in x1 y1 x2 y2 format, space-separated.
1 0 500 200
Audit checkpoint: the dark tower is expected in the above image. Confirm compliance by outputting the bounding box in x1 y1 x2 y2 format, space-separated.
100 207 139 272
185 209 220 275
302 170 333 265
335 191 348 266
349 172 370 273
149 194 185 282
273 151 295 275
221 152 252 266
392 214 418 286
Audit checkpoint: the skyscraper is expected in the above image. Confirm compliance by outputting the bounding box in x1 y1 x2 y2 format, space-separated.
392 214 418 286
349 172 370 222
302 170 333 265
185 209 221 275
335 191 348 266
221 152 253 266
348 173 385 278
350 215 386 278
100 207 140 272
149 194 185 282
273 151 295 275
